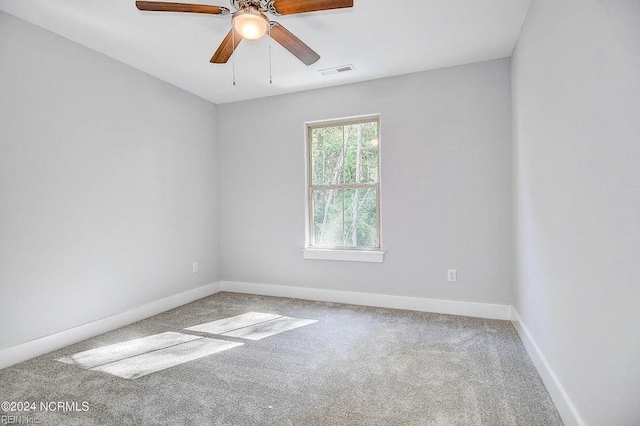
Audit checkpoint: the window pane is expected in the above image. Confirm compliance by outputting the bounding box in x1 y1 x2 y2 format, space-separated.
344 122 379 184
346 188 378 247
312 188 378 248
311 126 344 185
312 189 344 246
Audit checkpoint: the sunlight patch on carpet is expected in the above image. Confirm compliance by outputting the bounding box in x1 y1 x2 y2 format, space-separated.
56 332 201 368
90 338 243 379
185 312 283 335
221 316 318 341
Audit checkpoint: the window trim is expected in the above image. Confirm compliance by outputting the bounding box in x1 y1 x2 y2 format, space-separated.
303 114 384 262
302 248 385 263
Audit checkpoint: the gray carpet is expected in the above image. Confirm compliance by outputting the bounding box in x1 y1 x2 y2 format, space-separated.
0 292 563 425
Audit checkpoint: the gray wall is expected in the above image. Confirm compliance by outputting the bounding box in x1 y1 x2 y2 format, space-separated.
0 12 219 350
512 0 640 424
218 59 513 305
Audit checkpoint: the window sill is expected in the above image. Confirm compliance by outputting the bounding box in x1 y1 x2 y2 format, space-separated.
302 248 385 263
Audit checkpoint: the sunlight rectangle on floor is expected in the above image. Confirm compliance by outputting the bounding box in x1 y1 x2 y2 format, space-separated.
55 332 202 369
184 312 282 335
221 317 317 341
91 338 244 379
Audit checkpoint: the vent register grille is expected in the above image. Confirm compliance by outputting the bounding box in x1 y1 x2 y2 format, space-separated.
319 64 355 76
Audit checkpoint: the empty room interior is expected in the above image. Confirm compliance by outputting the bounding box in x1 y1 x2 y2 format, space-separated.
0 0 638 425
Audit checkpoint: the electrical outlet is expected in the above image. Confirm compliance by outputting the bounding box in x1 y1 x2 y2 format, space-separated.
193 262 199 273
447 269 457 282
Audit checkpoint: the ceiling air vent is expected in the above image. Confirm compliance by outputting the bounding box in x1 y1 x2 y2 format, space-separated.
319 64 355 77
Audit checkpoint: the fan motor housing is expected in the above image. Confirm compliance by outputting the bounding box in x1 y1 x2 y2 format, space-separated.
231 0 279 14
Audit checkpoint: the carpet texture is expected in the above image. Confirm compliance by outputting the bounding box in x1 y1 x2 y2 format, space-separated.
0 292 563 425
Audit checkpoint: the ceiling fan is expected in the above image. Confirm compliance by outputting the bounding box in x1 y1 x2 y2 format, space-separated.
135 0 354 66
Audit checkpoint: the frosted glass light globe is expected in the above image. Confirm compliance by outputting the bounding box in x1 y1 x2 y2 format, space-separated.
233 8 268 40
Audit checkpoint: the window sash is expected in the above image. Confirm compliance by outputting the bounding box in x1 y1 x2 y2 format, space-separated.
308 185 381 250
310 183 378 190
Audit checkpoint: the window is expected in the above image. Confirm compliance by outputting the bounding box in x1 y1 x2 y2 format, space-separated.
304 115 384 262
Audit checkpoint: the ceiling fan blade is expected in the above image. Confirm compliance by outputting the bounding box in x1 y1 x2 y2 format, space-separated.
270 22 320 66
271 0 353 15
210 29 243 63
136 1 228 14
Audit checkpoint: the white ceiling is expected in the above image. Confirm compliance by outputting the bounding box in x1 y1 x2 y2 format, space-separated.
0 0 531 104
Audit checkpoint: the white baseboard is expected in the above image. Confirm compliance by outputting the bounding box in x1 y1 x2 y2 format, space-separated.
511 309 585 426
0 282 221 370
220 281 512 320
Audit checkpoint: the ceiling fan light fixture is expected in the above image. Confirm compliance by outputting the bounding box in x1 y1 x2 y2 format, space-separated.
232 7 268 40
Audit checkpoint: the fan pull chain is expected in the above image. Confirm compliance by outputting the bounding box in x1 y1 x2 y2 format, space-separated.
268 23 272 84
232 27 236 86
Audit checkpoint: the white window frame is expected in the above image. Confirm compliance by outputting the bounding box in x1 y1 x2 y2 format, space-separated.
303 114 385 263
